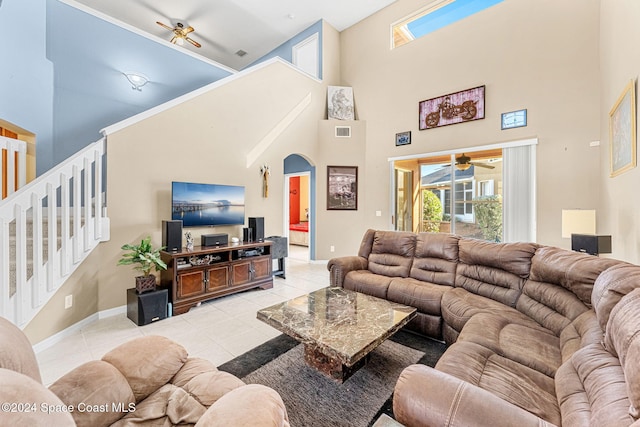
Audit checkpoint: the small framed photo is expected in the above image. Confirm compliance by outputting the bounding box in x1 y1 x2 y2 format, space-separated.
501 109 527 130
609 80 637 177
327 166 358 210
396 131 411 146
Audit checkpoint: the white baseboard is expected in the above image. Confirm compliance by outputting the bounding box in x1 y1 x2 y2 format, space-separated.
33 305 126 354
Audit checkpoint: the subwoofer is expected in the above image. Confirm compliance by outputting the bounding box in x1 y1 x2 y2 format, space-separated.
248 217 264 242
127 288 168 326
162 220 182 252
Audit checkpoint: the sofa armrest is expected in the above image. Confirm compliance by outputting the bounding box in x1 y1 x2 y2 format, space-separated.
195 384 289 427
394 365 557 427
327 256 368 286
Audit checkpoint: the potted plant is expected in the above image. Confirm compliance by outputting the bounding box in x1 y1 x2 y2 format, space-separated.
117 236 167 293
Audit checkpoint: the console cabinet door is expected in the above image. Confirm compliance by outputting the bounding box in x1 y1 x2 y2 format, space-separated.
231 261 252 286
207 265 229 292
252 256 271 280
177 270 205 298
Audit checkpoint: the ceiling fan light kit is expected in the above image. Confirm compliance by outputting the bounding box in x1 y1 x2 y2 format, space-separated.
123 72 149 91
157 21 202 48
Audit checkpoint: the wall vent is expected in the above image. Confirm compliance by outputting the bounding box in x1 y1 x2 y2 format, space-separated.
335 126 351 138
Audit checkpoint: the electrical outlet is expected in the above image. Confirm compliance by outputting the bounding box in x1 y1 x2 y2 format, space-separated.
330 245 335 252
64 295 73 309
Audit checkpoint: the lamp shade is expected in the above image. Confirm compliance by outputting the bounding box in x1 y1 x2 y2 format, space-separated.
561 209 596 238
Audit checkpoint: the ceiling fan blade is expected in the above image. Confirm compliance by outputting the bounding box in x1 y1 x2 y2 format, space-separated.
186 37 201 48
156 21 174 31
183 26 195 35
470 162 495 169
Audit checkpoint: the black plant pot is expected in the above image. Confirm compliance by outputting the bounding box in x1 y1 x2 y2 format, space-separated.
135 275 157 294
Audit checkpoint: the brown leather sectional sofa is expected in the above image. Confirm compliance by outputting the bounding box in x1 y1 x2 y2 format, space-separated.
0 316 290 426
328 230 640 427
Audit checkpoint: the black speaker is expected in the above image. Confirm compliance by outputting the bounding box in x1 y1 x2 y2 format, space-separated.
162 220 182 252
127 288 168 326
201 233 228 247
571 234 612 256
249 217 264 242
243 227 253 243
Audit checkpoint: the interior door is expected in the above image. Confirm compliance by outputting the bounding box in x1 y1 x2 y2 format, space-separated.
395 168 413 231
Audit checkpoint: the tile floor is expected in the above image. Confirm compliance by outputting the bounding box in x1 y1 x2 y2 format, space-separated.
36 247 327 386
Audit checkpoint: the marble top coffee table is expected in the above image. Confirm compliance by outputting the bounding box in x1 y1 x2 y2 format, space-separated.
257 287 417 383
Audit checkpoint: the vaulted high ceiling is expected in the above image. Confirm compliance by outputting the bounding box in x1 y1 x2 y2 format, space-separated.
71 0 398 70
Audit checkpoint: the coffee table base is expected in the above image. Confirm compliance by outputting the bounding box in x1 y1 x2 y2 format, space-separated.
304 344 370 383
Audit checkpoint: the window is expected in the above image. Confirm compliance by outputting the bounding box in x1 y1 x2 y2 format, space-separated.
392 140 537 243
391 0 505 49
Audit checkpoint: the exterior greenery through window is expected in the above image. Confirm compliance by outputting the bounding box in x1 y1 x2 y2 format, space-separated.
391 149 502 242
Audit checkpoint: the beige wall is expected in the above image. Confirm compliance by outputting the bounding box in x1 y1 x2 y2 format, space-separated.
24 23 344 340
339 0 602 250
24 248 101 344
599 0 640 263
28 2 640 341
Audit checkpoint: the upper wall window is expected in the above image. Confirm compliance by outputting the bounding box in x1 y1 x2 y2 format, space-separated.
391 0 504 49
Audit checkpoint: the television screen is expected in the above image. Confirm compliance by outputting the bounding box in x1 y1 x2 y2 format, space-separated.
172 181 245 227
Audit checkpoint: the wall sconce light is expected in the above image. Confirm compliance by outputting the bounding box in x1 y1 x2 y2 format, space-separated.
123 72 149 91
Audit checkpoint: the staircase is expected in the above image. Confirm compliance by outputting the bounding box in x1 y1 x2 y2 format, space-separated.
0 138 109 328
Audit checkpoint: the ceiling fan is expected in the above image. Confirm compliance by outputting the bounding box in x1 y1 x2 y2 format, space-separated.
156 21 201 48
449 153 496 171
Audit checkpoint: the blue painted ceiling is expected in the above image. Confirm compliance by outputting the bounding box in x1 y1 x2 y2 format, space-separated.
45 0 234 164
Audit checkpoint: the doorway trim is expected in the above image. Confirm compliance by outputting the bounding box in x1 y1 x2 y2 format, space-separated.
284 171 312 260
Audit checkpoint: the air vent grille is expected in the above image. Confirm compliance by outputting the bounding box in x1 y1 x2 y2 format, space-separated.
335 126 351 138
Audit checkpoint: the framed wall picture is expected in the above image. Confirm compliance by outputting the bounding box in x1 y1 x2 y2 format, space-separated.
395 131 411 146
609 80 637 177
327 166 358 210
327 86 355 120
501 109 527 130
419 85 485 130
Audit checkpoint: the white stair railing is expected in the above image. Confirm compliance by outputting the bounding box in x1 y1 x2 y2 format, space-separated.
0 138 109 328
0 135 27 200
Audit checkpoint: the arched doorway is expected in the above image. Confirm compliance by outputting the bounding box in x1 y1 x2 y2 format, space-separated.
283 154 315 260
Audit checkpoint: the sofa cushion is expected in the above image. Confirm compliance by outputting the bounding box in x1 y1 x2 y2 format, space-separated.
435 340 560 426
195 384 290 427
113 383 207 426
102 335 188 402
517 278 590 336
357 228 376 259
0 316 42 383
558 310 602 363
529 246 619 308
409 232 459 285
343 270 392 299
0 368 75 426
441 287 534 334
555 343 634 427
457 313 560 377
367 231 416 278
456 240 537 307
49 360 135 427
592 263 640 331
604 288 640 418
387 277 450 316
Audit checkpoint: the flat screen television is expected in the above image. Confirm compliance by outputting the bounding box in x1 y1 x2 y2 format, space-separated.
171 181 245 227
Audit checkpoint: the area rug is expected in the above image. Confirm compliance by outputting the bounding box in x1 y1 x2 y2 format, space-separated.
218 330 447 427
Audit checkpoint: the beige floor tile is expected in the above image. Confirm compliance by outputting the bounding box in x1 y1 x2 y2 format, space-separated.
36 259 328 379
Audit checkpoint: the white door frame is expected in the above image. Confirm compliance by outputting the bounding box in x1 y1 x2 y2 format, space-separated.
283 172 312 255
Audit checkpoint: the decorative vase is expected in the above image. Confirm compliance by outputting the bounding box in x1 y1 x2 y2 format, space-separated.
135 275 156 294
